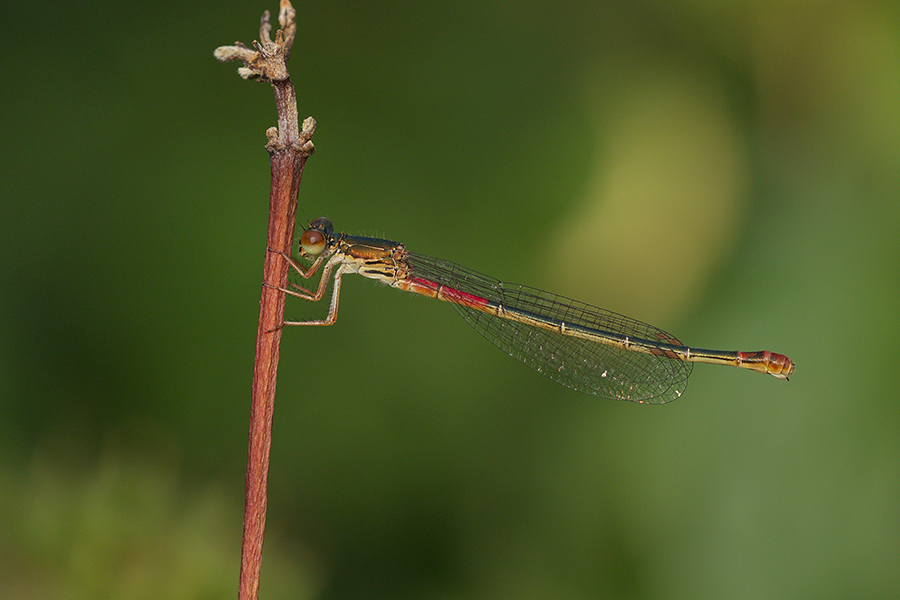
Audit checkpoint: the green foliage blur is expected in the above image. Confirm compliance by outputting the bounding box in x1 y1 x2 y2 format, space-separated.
2 1 899 598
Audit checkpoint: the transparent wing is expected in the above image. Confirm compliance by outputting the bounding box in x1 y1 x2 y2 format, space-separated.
406 252 692 403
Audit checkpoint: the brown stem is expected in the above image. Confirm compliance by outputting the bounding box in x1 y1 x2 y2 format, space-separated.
215 2 315 599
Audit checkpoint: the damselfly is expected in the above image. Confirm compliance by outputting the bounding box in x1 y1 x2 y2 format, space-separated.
270 218 794 403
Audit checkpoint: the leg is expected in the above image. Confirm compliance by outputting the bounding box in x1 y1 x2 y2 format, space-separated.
268 250 339 302
268 247 327 280
282 266 345 326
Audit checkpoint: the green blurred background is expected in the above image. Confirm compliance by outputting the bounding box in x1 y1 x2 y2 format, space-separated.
2 0 898 598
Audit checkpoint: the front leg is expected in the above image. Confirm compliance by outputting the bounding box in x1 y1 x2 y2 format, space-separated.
267 248 338 302
267 247 327 280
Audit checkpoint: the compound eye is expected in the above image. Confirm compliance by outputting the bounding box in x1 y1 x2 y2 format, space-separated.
300 228 327 255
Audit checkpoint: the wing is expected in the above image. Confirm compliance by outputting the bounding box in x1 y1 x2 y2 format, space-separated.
405 252 692 403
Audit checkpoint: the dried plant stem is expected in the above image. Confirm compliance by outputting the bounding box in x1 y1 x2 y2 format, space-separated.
215 2 315 598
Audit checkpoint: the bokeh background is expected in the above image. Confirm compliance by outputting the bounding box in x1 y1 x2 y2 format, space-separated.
2 1 898 598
